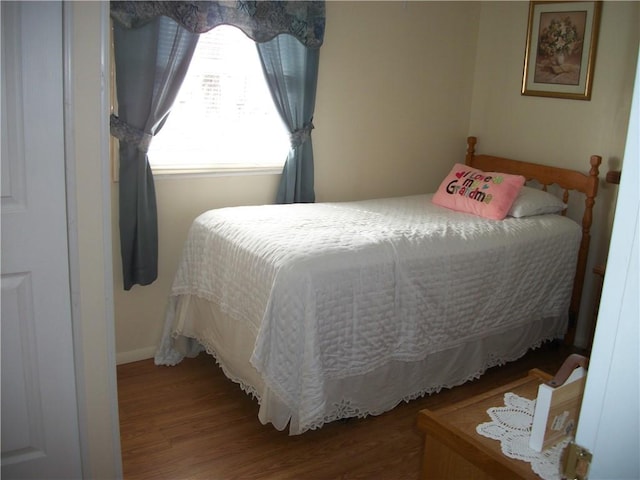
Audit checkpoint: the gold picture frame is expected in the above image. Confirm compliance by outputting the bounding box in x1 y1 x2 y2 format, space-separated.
522 1 601 100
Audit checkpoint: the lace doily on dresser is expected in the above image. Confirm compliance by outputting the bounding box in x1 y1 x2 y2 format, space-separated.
476 392 571 480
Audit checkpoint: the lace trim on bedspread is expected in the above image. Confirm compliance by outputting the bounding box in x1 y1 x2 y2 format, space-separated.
156 330 264 403
154 291 563 435
161 328 553 435
301 338 550 433
199 341 263 402
476 392 569 480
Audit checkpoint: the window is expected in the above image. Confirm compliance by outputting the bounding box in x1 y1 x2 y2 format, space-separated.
148 26 290 174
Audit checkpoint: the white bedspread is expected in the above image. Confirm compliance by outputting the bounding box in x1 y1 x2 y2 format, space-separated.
157 194 581 433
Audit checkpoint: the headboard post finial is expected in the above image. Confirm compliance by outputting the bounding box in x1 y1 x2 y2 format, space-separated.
466 136 477 166
589 155 602 178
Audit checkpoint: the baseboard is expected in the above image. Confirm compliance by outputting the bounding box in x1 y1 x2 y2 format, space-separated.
116 346 156 365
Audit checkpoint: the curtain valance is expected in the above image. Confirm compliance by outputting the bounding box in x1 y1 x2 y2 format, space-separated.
110 1 325 48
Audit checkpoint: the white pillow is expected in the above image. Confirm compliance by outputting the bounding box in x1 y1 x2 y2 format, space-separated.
508 186 567 218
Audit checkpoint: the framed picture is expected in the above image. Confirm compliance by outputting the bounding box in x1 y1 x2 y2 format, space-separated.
522 1 601 100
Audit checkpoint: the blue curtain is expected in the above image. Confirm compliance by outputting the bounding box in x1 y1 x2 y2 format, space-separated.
111 17 199 290
110 1 325 289
258 36 320 204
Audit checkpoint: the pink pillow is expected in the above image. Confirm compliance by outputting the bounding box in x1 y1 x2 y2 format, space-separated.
432 163 525 220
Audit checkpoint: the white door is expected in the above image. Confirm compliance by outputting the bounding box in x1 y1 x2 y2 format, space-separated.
574 48 640 478
1 2 83 478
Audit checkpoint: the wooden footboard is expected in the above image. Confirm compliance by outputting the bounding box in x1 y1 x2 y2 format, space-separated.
464 136 601 345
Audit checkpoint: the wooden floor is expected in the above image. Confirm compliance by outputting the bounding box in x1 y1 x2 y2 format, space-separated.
117 343 582 479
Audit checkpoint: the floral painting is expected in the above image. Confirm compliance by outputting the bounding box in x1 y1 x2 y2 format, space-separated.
522 1 601 100
534 11 586 85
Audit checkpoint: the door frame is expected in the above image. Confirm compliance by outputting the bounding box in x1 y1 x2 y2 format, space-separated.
63 2 122 477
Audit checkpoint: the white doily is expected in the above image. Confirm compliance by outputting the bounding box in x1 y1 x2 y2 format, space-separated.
476 392 571 480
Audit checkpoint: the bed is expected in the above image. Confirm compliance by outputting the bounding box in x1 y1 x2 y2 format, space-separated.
155 136 601 434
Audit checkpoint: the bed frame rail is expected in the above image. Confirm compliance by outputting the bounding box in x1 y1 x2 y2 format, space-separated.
464 136 601 345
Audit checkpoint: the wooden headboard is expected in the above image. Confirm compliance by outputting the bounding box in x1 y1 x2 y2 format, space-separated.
464 136 601 345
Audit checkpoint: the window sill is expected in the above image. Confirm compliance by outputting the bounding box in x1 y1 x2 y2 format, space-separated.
150 165 283 180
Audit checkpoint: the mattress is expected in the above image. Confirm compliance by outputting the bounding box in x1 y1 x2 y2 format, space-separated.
156 194 581 434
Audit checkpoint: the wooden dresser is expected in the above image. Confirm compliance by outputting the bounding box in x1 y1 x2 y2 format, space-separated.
417 369 554 479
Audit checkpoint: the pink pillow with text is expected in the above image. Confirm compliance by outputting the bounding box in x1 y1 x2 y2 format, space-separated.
432 164 525 220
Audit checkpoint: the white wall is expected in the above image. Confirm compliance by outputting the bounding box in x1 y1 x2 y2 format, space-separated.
469 1 639 346
313 1 480 201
